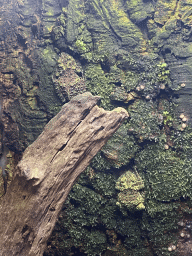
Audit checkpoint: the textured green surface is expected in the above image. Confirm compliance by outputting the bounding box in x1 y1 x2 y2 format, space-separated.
1 0 192 255
42 0 192 255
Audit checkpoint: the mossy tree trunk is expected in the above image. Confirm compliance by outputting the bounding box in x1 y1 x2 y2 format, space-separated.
0 92 128 256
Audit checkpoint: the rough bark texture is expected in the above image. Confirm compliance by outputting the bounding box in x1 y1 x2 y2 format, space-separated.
1 0 192 255
0 92 128 256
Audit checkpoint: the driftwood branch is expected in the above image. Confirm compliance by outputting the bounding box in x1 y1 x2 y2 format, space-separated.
0 92 128 256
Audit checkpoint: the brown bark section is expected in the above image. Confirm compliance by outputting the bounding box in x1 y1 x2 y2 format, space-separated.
0 92 128 256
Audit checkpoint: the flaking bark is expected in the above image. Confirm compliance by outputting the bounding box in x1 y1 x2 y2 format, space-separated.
0 92 128 256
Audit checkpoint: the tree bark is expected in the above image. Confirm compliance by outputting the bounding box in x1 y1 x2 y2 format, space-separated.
0 92 128 256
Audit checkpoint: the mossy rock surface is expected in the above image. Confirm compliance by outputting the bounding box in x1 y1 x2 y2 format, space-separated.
91 124 139 170
1 0 192 255
52 52 86 102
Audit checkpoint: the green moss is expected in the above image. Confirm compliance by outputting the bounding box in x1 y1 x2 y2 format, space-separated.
163 111 173 126
91 124 139 171
135 141 192 201
1 56 54 151
145 199 180 217
58 13 66 26
75 39 88 52
52 52 86 102
141 210 179 256
153 0 178 25
45 165 150 256
42 46 58 71
27 96 38 110
127 100 163 142
85 64 115 110
44 10 54 17
60 0 93 58
26 1 192 255
44 168 116 255
110 86 129 103
72 32 93 60
124 0 154 24
101 0 147 52
157 62 170 83
65 0 86 43
37 46 62 115
43 23 54 34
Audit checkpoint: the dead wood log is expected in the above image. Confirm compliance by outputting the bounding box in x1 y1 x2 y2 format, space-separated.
0 92 128 256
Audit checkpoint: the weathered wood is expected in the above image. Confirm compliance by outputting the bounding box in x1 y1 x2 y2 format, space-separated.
0 92 128 256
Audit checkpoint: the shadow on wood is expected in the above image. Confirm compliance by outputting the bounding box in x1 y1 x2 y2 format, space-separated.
0 92 128 256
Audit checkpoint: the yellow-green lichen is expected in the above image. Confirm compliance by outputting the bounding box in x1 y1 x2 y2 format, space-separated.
116 171 144 191
117 189 145 211
75 39 88 53
116 170 145 211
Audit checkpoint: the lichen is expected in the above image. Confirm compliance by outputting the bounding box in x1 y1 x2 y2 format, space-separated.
116 190 145 211
116 170 144 191
116 170 145 211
